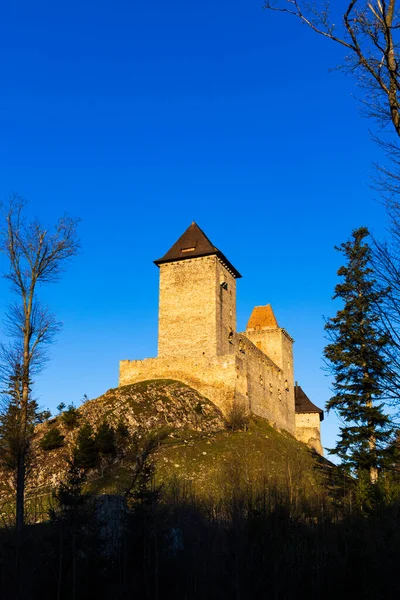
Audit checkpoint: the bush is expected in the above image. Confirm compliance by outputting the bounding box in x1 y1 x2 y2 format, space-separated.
61 404 79 430
226 402 249 432
40 427 65 451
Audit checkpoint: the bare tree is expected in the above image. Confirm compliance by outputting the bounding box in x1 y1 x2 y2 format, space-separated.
264 2 400 196
264 2 400 409
264 1 400 131
0 193 79 532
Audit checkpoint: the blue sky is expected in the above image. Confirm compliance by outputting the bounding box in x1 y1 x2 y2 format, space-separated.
0 0 391 455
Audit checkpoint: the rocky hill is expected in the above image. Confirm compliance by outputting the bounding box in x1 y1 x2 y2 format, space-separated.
3 379 332 515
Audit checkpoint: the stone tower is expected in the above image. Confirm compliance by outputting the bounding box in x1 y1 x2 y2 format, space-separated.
243 304 295 425
245 305 294 374
154 222 242 358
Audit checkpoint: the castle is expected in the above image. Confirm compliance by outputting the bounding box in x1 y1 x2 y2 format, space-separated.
119 223 324 454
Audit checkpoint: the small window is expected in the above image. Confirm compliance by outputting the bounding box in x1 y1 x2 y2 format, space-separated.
181 247 195 253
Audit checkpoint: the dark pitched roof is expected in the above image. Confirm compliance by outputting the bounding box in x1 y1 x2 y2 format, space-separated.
295 385 324 421
154 222 242 278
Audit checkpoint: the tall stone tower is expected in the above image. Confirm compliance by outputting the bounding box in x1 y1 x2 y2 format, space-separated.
154 222 241 358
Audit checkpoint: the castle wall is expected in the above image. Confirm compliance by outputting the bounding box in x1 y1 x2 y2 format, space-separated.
231 334 295 434
295 413 323 454
119 354 238 415
120 331 296 435
215 259 237 356
158 256 236 359
241 328 295 434
244 328 293 373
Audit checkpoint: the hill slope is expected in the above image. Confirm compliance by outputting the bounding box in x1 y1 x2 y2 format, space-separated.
18 380 330 508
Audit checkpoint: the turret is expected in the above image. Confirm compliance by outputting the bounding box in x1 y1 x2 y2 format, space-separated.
244 304 294 373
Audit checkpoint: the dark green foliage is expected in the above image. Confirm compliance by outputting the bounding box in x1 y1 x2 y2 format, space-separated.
324 227 395 477
74 423 98 470
0 368 45 472
95 421 116 456
115 419 129 442
51 460 90 519
61 404 79 430
57 402 66 414
40 427 65 451
115 419 130 457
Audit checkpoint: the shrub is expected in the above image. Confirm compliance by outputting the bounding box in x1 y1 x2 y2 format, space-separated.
62 404 79 430
226 403 249 432
40 427 65 451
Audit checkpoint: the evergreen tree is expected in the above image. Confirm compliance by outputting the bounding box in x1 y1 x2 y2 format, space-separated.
61 404 79 430
95 420 116 456
74 423 98 470
0 365 45 474
115 419 129 447
40 426 65 451
324 227 395 481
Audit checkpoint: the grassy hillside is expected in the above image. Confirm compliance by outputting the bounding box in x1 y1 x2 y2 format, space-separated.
1 380 333 520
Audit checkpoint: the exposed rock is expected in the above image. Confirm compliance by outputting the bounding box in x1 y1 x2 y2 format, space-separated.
26 379 225 492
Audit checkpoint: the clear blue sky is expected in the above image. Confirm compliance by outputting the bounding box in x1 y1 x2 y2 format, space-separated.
0 0 391 455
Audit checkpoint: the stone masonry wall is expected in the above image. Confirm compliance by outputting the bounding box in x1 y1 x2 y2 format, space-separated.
215 259 237 356
158 256 236 359
242 328 295 433
119 354 238 415
295 413 323 454
120 331 296 435
231 334 295 434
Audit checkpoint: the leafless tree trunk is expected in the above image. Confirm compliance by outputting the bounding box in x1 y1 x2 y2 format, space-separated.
0 193 79 532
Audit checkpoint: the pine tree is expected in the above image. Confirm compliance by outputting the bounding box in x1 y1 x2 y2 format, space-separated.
61 404 79 430
40 426 65 451
324 227 395 482
95 421 116 456
0 365 45 475
74 423 98 470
